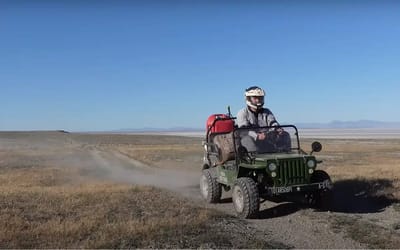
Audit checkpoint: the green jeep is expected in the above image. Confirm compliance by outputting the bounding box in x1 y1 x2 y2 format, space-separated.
200 115 333 219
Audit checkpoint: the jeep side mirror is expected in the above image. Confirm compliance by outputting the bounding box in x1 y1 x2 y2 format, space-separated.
310 141 322 155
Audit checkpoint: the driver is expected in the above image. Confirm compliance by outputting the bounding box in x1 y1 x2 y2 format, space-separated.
236 86 290 152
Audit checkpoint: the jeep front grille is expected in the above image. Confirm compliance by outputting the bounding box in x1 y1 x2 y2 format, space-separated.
277 159 307 186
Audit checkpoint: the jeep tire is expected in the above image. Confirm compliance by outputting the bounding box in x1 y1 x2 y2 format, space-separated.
200 168 222 203
310 170 333 210
232 177 260 219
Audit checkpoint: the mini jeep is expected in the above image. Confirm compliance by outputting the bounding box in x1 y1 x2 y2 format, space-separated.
200 113 333 219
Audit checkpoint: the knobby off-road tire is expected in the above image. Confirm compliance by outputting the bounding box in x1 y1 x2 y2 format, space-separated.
200 168 222 203
310 170 334 211
232 177 260 219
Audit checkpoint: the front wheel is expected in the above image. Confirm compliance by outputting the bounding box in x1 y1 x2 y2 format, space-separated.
232 177 260 219
310 170 333 210
200 168 222 203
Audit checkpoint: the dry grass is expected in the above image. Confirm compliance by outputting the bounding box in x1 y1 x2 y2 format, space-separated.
0 168 275 248
301 139 400 199
0 182 219 248
2 132 400 248
0 134 279 249
331 215 400 249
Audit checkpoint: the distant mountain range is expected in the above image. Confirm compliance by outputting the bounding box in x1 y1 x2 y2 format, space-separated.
115 127 203 132
295 120 400 129
115 120 400 132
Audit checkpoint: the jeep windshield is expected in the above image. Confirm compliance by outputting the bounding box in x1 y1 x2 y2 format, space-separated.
234 125 300 154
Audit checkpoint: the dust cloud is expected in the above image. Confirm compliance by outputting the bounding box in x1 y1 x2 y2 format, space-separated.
86 148 200 195
0 131 201 197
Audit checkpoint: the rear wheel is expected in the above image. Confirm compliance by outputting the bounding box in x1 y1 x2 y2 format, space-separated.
310 170 333 210
232 177 260 219
200 168 222 203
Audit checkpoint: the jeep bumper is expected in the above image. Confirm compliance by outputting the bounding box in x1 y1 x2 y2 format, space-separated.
267 179 333 195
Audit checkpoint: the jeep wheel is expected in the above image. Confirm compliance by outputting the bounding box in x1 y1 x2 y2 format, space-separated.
200 168 222 203
310 170 333 210
232 177 260 219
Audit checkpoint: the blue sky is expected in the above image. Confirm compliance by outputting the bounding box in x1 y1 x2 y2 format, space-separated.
1 1 399 131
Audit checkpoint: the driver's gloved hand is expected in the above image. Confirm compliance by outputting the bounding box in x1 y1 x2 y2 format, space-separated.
256 132 266 141
274 127 284 135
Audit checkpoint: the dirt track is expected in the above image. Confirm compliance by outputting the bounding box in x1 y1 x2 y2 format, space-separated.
1 131 400 248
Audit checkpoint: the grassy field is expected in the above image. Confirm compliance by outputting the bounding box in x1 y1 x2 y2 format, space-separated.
0 173 277 249
304 138 400 199
0 133 280 248
1 132 400 248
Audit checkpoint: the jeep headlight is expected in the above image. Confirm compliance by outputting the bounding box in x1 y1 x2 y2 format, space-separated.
268 162 277 171
307 159 316 168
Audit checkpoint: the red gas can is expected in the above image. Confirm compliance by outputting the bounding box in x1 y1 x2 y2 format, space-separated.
206 114 234 134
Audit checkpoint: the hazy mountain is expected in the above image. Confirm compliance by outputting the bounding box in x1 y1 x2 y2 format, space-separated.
115 127 203 132
295 120 400 129
115 120 400 132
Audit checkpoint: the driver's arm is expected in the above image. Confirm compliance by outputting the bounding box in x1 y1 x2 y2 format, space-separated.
266 112 279 127
236 109 249 128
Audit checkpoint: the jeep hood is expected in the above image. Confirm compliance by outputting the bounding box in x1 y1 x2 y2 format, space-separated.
253 152 312 161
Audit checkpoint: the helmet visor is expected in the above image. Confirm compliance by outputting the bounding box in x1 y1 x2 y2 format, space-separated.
249 96 264 106
246 96 264 108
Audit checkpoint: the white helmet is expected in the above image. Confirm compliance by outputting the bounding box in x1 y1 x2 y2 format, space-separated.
245 86 265 110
